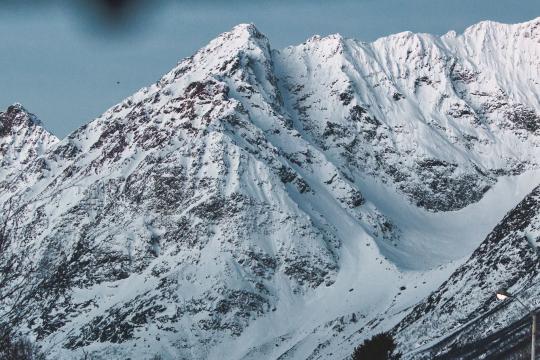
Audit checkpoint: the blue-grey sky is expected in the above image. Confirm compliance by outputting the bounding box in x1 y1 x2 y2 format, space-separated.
1 0 539 138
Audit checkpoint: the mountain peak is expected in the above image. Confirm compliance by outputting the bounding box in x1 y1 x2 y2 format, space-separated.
0 103 44 136
161 22 273 87
0 104 58 183
200 23 269 55
5 102 35 118
229 23 263 37
306 32 345 44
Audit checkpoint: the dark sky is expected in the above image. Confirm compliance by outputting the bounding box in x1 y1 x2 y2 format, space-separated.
1 0 539 137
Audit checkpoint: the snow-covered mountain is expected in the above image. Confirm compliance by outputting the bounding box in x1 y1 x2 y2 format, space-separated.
0 17 539 360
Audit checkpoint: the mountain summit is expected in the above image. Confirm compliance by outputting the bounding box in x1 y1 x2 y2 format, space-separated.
0 104 58 183
0 19 539 359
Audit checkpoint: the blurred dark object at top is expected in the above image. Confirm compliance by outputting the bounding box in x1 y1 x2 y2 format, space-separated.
0 0 164 32
78 0 149 27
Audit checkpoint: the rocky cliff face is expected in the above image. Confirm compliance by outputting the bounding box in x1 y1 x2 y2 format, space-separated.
0 18 539 360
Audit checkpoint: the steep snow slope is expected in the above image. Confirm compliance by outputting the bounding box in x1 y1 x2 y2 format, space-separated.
394 184 540 359
0 18 539 360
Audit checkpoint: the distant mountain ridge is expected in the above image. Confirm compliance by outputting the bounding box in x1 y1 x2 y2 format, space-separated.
0 17 539 359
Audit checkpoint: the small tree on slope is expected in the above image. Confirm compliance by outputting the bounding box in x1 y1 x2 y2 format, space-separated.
352 332 401 360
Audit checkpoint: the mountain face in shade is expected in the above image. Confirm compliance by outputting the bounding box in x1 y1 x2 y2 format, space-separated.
0 18 539 360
